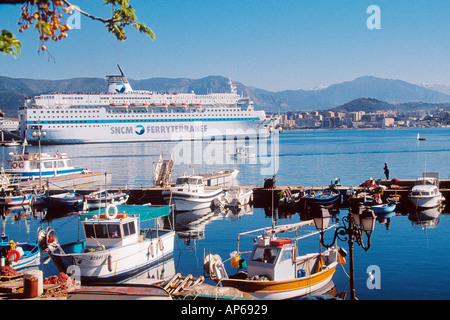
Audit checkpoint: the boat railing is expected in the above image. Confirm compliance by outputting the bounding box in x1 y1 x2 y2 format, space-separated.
236 221 337 255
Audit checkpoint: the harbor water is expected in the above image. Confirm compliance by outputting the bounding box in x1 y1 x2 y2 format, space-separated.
1 127 449 300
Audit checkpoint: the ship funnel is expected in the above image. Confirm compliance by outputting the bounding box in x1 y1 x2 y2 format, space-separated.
106 65 133 93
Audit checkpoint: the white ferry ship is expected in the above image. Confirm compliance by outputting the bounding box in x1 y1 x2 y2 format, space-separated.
18 68 275 144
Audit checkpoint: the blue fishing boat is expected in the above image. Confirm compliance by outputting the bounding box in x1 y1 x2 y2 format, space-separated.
40 192 85 209
368 203 396 214
0 234 41 270
302 186 341 207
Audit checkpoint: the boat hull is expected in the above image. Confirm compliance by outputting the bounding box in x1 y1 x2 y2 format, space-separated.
49 230 175 284
24 118 272 145
221 263 337 300
370 204 396 214
408 194 444 209
163 188 222 212
1 243 41 270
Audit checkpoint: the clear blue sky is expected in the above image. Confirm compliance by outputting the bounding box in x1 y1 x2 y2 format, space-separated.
1 0 449 91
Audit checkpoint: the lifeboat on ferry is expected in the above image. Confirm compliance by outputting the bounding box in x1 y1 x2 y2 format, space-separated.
110 103 128 107
130 103 148 106
189 103 202 106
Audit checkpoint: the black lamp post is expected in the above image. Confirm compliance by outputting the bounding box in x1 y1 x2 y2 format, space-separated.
312 204 376 300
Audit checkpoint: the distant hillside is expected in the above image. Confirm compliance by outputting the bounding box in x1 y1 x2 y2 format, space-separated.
332 97 450 113
1 74 450 117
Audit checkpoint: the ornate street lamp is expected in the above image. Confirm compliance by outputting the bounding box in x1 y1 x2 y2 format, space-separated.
313 203 376 300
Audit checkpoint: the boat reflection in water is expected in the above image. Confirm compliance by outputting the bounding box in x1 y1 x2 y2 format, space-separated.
408 206 443 229
173 205 254 245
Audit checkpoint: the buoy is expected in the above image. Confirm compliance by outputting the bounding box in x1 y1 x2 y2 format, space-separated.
7 249 20 263
105 204 118 220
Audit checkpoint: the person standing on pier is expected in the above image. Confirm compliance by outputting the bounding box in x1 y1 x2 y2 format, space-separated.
383 162 389 180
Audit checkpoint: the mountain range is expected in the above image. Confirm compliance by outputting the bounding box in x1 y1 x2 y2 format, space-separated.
1 74 450 117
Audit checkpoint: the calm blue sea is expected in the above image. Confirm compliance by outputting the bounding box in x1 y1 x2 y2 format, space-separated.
1 127 449 300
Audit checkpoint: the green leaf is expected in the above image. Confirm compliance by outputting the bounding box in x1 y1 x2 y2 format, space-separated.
0 29 21 58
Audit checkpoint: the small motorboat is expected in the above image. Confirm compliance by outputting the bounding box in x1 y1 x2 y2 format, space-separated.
162 175 222 212
213 186 253 208
204 220 344 300
84 189 130 211
417 133 426 141
0 234 41 270
37 204 175 284
408 176 444 209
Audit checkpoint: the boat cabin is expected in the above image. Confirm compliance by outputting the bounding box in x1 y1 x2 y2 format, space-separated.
414 177 438 187
173 176 205 192
82 214 139 249
7 152 77 172
247 236 298 281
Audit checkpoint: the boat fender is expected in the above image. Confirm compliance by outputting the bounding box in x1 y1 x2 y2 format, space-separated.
105 204 118 220
7 249 21 263
157 237 164 251
107 254 113 272
148 241 154 258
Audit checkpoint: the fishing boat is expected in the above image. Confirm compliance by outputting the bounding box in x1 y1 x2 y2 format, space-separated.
40 192 85 210
369 203 396 214
84 189 130 210
4 151 85 180
0 192 34 206
213 186 253 208
37 204 175 284
0 234 40 270
203 220 344 300
408 176 444 209
162 175 222 212
302 185 341 207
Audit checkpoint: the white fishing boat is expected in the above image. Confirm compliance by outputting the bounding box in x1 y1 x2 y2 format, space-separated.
213 186 253 208
204 220 344 300
84 189 130 210
37 204 175 284
162 175 222 212
408 176 444 209
5 151 85 180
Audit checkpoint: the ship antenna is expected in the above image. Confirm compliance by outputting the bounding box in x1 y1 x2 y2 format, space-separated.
117 64 125 77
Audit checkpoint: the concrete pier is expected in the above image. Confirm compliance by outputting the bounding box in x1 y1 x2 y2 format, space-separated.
70 179 450 210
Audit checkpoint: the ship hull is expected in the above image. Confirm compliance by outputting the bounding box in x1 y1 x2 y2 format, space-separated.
23 118 272 144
